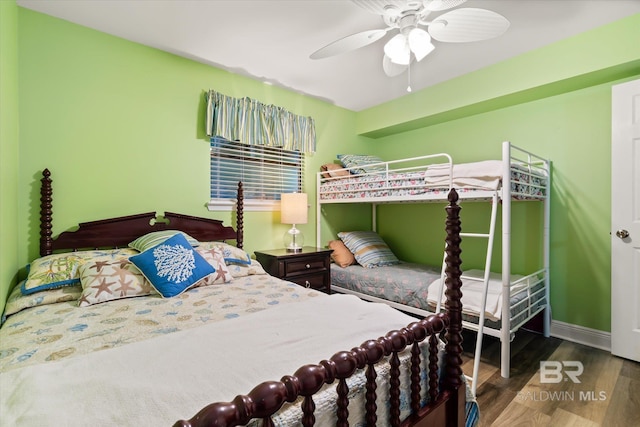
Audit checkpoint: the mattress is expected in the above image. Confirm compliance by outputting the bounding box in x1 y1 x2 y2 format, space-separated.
0 274 321 372
0 273 479 427
331 263 547 329
319 161 547 201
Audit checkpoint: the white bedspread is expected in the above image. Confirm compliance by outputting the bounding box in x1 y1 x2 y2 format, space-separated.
0 294 417 427
427 269 527 321
424 160 503 190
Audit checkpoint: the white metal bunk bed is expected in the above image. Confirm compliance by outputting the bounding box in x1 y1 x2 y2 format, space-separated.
315 141 551 395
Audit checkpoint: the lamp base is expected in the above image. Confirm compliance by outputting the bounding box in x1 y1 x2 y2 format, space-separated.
284 225 304 253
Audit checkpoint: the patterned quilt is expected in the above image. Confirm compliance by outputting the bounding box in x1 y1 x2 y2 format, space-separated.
0 275 322 372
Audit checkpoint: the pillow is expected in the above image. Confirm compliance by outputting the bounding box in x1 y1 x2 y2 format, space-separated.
21 248 138 295
337 231 400 268
199 242 252 265
320 163 350 178
3 281 82 321
129 233 215 298
194 246 234 286
128 230 200 252
226 259 267 278
77 258 153 307
337 154 386 175
328 240 356 268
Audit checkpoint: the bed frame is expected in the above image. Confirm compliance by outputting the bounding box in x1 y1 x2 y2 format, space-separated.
38 169 244 256
37 169 467 427
316 141 551 393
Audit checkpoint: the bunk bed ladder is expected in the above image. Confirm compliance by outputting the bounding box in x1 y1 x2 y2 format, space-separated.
436 191 500 397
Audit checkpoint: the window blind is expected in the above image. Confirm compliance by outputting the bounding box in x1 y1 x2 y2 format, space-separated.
210 137 304 202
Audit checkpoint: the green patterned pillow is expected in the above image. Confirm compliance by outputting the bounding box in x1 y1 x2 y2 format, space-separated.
337 154 386 175
3 281 82 321
21 248 138 295
128 230 200 252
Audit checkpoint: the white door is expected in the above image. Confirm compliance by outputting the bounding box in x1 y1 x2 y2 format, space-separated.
611 78 640 362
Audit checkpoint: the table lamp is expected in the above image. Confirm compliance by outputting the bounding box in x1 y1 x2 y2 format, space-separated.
281 192 307 252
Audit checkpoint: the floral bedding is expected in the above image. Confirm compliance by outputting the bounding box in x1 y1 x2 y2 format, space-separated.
319 163 546 201
0 275 322 372
331 262 441 309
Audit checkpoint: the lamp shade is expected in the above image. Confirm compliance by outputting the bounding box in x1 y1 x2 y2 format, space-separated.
280 193 308 225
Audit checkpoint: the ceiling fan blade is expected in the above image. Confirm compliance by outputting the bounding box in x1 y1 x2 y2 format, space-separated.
428 8 510 43
351 0 407 16
310 28 389 59
383 54 410 77
423 0 467 12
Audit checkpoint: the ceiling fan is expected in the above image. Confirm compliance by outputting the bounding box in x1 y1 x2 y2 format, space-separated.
310 0 510 81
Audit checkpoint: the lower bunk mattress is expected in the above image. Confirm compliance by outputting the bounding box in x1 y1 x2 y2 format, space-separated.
331 262 546 329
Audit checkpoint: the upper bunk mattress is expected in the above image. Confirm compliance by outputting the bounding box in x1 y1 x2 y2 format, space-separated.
319 161 547 202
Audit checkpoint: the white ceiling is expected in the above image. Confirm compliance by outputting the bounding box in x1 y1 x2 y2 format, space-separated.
16 0 640 111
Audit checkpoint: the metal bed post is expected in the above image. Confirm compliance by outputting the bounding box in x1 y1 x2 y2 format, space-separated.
543 159 552 338
316 173 322 247
500 141 512 379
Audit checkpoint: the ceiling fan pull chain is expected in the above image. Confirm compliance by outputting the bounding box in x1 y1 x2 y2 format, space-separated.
407 60 412 92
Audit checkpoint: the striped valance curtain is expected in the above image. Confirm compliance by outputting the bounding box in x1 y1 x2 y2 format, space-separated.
205 90 316 153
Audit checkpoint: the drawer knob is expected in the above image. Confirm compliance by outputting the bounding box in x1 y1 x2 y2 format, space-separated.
305 280 311 288
305 264 311 269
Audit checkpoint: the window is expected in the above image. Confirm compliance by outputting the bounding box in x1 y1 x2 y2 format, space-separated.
208 137 305 211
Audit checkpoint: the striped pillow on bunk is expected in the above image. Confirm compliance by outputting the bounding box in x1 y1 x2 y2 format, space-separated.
337 231 400 268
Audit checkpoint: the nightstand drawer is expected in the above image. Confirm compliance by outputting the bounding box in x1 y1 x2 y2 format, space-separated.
288 273 328 292
254 247 333 295
284 258 327 276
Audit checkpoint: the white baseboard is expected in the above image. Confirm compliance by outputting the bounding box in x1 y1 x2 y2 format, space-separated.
550 320 611 352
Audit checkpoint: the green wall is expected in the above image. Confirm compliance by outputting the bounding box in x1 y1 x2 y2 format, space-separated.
0 0 20 310
8 6 640 333
14 8 367 295
368 84 620 332
350 15 640 332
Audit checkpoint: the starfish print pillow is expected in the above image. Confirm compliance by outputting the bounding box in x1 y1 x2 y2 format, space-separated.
194 246 234 286
78 257 153 307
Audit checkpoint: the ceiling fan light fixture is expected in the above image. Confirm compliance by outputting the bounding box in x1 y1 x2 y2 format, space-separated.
408 28 434 62
384 34 411 65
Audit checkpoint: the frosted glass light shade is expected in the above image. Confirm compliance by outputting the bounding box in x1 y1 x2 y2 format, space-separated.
384 34 410 65
408 28 434 62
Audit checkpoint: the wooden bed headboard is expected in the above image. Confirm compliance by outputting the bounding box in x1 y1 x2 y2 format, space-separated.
38 169 244 256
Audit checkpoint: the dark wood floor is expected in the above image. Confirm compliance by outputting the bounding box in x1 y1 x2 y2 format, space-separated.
459 330 640 426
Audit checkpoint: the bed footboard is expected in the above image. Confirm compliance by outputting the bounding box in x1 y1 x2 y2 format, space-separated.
174 314 450 427
174 189 464 427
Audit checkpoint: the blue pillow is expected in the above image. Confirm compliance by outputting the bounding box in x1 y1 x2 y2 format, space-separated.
129 233 215 298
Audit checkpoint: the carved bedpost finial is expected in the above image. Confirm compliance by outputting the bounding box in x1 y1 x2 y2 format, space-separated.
444 188 463 390
236 181 244 250
40 169 53 256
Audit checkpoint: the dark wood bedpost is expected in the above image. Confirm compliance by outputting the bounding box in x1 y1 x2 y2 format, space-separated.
443 188 465 426
236 181 244 250
40 169 53 256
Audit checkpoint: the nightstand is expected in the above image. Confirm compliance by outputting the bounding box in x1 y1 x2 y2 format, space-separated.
254 247 333 294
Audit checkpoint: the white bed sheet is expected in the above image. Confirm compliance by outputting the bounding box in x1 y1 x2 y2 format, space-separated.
427 269 528 321
0 294 426 426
